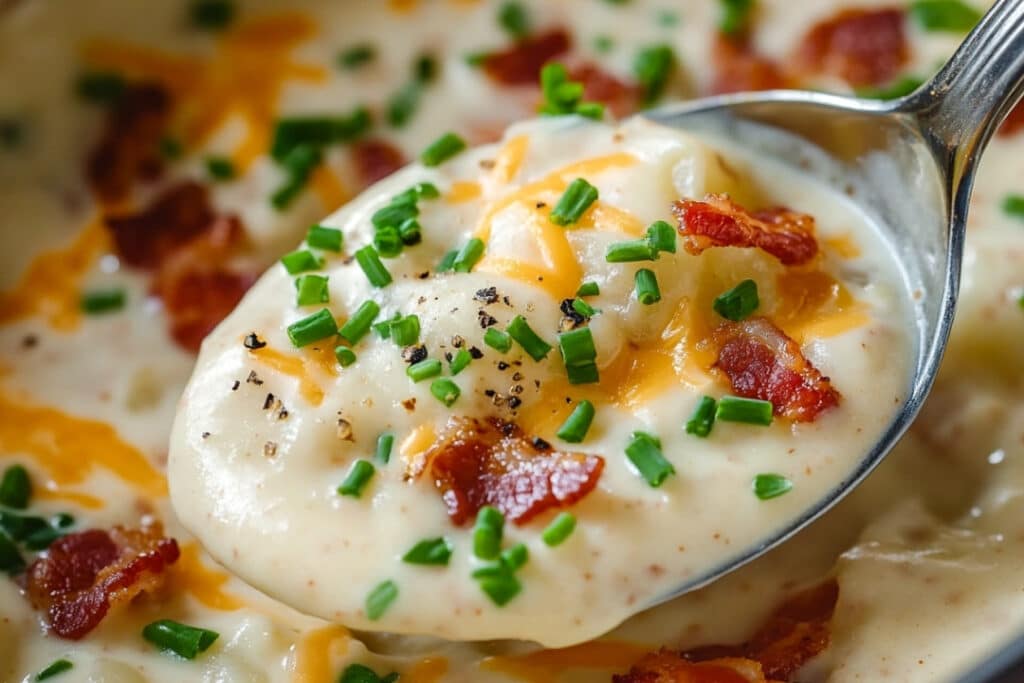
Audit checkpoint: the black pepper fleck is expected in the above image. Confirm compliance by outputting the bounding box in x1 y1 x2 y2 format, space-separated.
201 431 211 439
231 380 241 391
474 287 498 304
21 335 38 349
469 346 484 359
264 441 278 458
452 335 465 348
402 397 417 411
478 310 498 328
510 384 523 395
244 333 268 350
497 361 509 371
263 393 276 410
508 396 522 409
512 372 523 381
417 271 430 279
532 437 551 451
402 344 428 364
246 370 264 386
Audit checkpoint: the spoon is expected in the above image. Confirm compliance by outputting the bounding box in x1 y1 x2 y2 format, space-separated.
642 0 1024 604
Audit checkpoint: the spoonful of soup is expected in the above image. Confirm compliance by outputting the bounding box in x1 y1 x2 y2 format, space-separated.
167 0 1024 647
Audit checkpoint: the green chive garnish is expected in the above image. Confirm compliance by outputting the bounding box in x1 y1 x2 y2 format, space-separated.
372 201 418 231
421 132 467 167
281 249 323 275
538 63 605 120
407 358 442 382
437 249 459 272
365 579 398 620
571 298 597 318
338 44 376 70
556 400 595 443
718 0 754 35
391 314 420 346
399 218 422 246
158 137 183 160
576 281 600 296
430 378 461 406
753 473 793 500
498 1 530 38
593 35 615 53
558 327 599 384
484 327 513 353
75 72 125 104
506 315 552 361
189 0 235 30
287 308 337 348
35 658 73 681
403 537 453 566
307 225 343 252
338 459 376 497
387 82 422 128
1002 194 1024 219
270 144 323 210
473 506 504 560
204 156 235 180
625 431 675 487
373 225 404 258
269 108 371 162
633 44 676 105
0 532 24 574
716 395 773 426
340 665 399 683
375 433 394 464
476 571 521 606
855 76 924 100
501 542 529 571
909 0 981 32
142 619 219 660
335 346 357 367
80 288 126 315
685 396 717 438
713 279 759 321
449 348 473 375
605 239 658 262
355 246 392 287
550 178 599 226
0 465 31 510
634 268 661 305
646 220 677 253
541 512 577 547
295 274 329 307
338 300 380 345
453 238 486 272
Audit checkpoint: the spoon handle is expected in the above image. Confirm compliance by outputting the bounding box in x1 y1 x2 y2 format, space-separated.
908 0 1024 182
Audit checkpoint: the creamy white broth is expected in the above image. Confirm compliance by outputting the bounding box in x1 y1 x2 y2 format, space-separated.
3 0 1024 681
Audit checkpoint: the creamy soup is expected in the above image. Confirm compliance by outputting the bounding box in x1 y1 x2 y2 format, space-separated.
2 0 1022 682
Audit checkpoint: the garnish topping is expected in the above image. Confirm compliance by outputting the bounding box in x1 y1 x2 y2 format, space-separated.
142 619 219 660
685 396 717 438
355 246 393 287
539 63 605 120
541 512 577 547
558 327 600 384
403 537 454 566
80 289 127 315
430 378 462 407
550 177 599 226
506 315 552 361
338 300 380 345
295 274 329 307
713 279 759 321
716 395 774 426
407 358 443 383
753 473 793 500
365 579 398 620
307 225 343 252
634 268 661 305
338 460 376 498
1 464 32 509
421 132 467 167
556 400 596 443
287 308 337 348
624 431 675 487
281 249 324 275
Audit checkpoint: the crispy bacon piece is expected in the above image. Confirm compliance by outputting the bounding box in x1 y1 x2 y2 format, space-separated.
350 138 407 189
672 194 819 266
568 63 642 117
710 34 789 95
86 83 172 203
415 417 604 526
482 28 572 86
713 318 841 422
795 8 909 87
615 580 839 683
24 525 180 640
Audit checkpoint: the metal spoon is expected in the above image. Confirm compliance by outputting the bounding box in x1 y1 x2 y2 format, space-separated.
643 0 1024 604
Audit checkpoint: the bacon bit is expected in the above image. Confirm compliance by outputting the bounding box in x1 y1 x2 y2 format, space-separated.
567 63 642 117
482 28 572 86
999 101 1024 137
86 84 172 203
615 580 839 682
672 194 819 266
795 8 909 87
414 416 604 526
24 525 180 640
350 138 407 189
710 34 789 95
713 318 841 422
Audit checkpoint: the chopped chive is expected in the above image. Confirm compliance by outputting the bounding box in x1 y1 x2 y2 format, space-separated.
1002 194 1024 219
287 308 337 348
270 144 323 210
550 178 599 226
542 512 577 547
412 181 441 199
625 431 675 487
373 225 404 258
593 35 615 53
75 71 126 104
307 225 343 252
334 346 357 367
506 315 552 361
437 250 458 272
718 0 754 35
473 506 504 560
633 44 676 105
375 433 394 464
24 525 62 552
387 81 422 128
338 300 380 345
374 313 400 339
657 9 679 26
53 513 75 529
646 220 677 253
338 44 376 70
189 0 235 30
449 348 473 375
0 511 49 542
713 279 759 321
566 362 599 384
0 465 31 509
295 274 330 307
391 315 420 346
142 619 219 659
35 658 73 681
430 378 461 406
685 396 717 438
571 298 597 319
403 536 453 565
634 268 661 305
577 281 600 296
341 665 399 683
501 543 529 571
855 76 924 100
484 327 513 353
556 400 595 443
338 459 376 497
159 136 183 160
398 218 422 246
498 1 531 38
80 288 126 315
204 156 235 181
421 132 467 167
716 395 773 426
407 358 442 382
453 238 486 272
281 249 323 275
476 572 522 606
0 532 24 574
365 579 398 620
910 0 981 32
539 63 605 120
558 327 599 385
415 54 438 83
372 201 418 231
753 473 793 500
606 239 658 263
355 246 393 287
269 108 371 162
